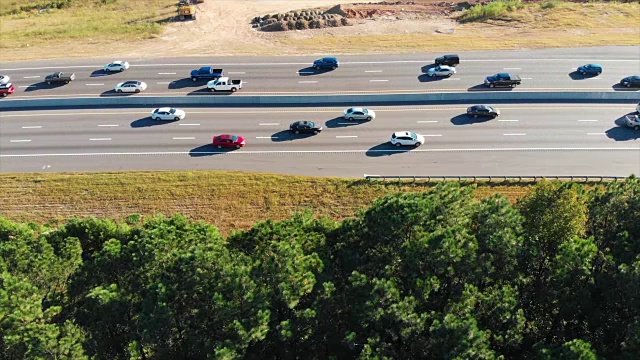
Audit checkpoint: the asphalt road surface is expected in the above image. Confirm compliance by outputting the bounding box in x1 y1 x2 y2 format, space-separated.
1 103 638 177
1 47 638 99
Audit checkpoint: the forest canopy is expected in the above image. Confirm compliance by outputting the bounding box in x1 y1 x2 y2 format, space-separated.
1 178 639 359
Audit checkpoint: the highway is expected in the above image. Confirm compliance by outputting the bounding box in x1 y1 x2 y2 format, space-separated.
1 47 638 99
1 104 638 177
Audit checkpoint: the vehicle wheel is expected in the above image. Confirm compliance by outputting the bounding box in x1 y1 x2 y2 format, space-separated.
473 114 479 118
489 83 495 88
210 88 216 92
634 125 640 131
510 84 516 87
414 142 421 147
119 68 124 72
596 71 601 75
1 93 7 97
626 83 631 88
231 87 237 92
348 117 354 121
47 81 51 85
116 89 122 93
192 77 197 82
65 80 69 84
332 66 337 70
394 142 401 147
135 89 140 93
236 144 241 148
174 117 180 121
217 145 222 149
313 130 318 134
447 73 453 77
366 116 372 121
152 116 158 120
313 66 318 70
295 130 300 134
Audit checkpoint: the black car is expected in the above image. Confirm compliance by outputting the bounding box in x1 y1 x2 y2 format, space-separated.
466 105 500 118
313 57 339 70
435 54 460 67
290 121 323 134
620 75 640 88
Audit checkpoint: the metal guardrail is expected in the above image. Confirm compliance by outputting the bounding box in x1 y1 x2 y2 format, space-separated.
363 175 629 182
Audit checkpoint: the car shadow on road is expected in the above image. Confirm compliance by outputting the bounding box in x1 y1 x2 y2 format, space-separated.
130 117 178 128
605 126 640 141
23 82 66 92
189 144 237 157
325 117 362 128
100 90 135 97
187 88 232 95
169 78 201 90
417 74 446 82
270 130 315 142
90 70 117 78
568 71 597 80
468 84 515 91
365 142 412 157
450 114 493 126
298 67 331 76
611 84 639 91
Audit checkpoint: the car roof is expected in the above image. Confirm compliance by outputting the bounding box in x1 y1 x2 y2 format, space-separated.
122 80 140 85
218 134 237 140
586 63 602 67
323 57 338 61
156 107 171 112
393 131 413 137
112 60 123 64
472 104 491 109
349 107 365 112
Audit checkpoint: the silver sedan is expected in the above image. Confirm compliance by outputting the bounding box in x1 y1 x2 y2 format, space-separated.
343 107 376 121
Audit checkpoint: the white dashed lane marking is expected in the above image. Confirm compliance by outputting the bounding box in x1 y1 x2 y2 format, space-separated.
21 126 42 129
172 137 195 140
23 76 40 79
256 136 276 139
228 72 246 74
89 138 111 141
417 121 438 123
85 83 104 86
369 79 389 82
10 139 32 143
98 124 119 127
158 72 176 75
336 135 358 138
157 82 171 85
298 81 318 84
18 85 36 88
578 120 599 122
365 70 383 73
259 123 280 126
498 119 519 122
423 134 443 137
587 133 606 135
503 67 521 70
179 123 200 126
503 133 526 136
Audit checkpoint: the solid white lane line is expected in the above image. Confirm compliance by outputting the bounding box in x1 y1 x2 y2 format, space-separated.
158 72 176 75
256 136 276 139
336 135 358 138
369 79 389 82
85 83 104 86
228 72 246 74
179 123 200 126
503 67 521 70
98 124 119 127
298 80 318 83
587 133 606 135
21 126 42 129
172 137 195 140
417 121 438 123
10 139 31 143
2 147 639 158
423 134 443 137
89 138 111 141
503 133 526 136
498 119 519 122
23 75 40 79
259 123 280 126
365 70 383 73
157 82 171 84
578 120 599 122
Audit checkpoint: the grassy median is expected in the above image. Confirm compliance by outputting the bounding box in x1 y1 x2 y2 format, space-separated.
0 171 543 235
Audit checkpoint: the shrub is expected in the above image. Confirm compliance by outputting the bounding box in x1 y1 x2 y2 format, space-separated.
327 18 340 27
287 20 296 30
341 17 351 26
539 0 560 9
459 0 525 22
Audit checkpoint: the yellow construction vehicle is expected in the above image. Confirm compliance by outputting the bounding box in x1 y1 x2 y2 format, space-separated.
177 1 197 21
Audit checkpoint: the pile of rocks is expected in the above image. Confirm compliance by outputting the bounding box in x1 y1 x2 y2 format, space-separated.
251 7 353 32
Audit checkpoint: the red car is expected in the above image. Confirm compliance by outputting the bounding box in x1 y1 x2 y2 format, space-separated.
0 83 15 97
212 134 246 149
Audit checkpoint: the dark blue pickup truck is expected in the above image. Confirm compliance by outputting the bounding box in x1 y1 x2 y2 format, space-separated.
190 66 224 81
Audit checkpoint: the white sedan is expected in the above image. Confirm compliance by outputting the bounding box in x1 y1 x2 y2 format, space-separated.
0 74 10 85
115 80 147 93
151 107 186 121
390 131 425 147
427 65 456 77
104 61 130 72
344 107 376 121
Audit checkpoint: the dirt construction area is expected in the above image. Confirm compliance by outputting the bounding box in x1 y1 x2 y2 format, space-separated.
0 0 638 60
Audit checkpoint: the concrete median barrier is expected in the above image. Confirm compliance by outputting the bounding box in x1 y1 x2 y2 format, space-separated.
1 91 638 111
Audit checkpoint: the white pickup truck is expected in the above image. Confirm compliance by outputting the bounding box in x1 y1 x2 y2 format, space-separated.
207 77 243 92
624 114 640 130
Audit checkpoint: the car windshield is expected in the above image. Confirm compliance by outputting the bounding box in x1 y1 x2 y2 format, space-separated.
231 136 238 142
307 122 315 127
169 108 176 114
409 132 417 139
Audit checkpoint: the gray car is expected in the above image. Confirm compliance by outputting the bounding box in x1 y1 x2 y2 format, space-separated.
343 108 376 121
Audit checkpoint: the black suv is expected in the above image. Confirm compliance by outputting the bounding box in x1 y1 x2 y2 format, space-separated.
435 54 460 67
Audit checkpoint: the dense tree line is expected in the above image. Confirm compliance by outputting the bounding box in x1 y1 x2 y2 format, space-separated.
1 178 639 359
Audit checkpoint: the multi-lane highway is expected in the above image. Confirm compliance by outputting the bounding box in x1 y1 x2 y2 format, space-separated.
1 104 638 176
1 47 638 99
